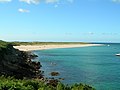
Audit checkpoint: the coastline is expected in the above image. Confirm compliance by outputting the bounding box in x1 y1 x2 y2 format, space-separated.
0 40 96 90
13 44 103 51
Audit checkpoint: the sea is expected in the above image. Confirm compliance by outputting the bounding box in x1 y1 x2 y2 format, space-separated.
33 43 120 90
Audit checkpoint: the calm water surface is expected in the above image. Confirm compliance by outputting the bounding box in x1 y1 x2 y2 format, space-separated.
33 43 120 90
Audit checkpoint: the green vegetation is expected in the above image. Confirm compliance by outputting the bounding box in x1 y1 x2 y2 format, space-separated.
0 76 95 90
0 40 10 49
11 41 89 46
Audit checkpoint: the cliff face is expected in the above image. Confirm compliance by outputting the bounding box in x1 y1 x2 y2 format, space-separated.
0 43 42 79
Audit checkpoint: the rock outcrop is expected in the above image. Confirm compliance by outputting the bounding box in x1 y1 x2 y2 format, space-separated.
50 72 60 76
0 43 43 79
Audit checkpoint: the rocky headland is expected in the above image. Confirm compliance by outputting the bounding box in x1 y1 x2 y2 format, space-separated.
0 41 43 79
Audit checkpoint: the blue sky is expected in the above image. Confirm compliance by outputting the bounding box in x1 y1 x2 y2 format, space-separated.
0 0 120 42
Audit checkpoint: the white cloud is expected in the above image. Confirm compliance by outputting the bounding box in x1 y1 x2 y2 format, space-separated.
18 8 30 13
0 0 74 4
45 0 59 3
19 0 74 4
19 0 40 4
54 4 58 7
0 0 12 3
88 32 94 35
45 0 74 4
112 0 120 3
84 32 94 35
67 0 74 3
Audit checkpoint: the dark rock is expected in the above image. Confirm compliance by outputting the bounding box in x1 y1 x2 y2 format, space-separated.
50 72 60 76
0 44 43 79
29 53 38 59
59 78 65 80
47 78 59 87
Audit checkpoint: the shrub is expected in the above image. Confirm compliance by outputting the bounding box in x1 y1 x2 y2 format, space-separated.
0 76 95 90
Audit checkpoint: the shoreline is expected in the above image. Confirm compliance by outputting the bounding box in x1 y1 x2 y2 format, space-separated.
13 44 103 51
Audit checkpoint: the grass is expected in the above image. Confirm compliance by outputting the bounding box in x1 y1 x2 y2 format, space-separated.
0 40 10 50
0 76 95 90
11 41 89 46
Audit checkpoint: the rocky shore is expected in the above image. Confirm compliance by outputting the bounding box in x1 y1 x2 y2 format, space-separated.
0 43 43 79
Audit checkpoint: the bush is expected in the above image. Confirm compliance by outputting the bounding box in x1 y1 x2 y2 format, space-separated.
0 76 95 90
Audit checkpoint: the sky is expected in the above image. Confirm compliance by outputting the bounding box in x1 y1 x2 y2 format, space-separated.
0 0 120 42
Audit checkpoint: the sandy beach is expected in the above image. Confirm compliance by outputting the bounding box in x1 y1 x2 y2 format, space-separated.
13 44 102 51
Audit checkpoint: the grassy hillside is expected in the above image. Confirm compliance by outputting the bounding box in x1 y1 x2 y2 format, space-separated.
0 40 10 49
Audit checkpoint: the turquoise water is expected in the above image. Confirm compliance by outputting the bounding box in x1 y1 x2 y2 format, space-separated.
33 43 120 90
